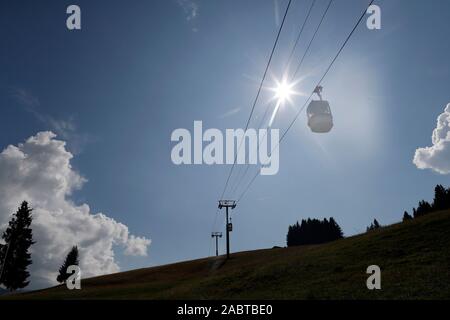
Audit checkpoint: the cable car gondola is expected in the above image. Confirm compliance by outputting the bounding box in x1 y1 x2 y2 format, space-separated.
306 86 333 133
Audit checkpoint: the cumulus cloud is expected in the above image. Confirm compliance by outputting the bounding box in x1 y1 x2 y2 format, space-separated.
0 132 151 289
413 103 450 174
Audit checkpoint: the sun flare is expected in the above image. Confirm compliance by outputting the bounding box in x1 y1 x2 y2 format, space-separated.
274 79 295 104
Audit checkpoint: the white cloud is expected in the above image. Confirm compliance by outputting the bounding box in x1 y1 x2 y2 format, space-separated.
177 0 199 21
218 107 241 119
11 88 40 108
0 132 151 289
124 235 151 256
273 0 280 27
413 103 450 174
10 87 91 154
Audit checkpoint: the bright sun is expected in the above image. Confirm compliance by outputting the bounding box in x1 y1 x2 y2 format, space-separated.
274 80 295 103
267 78 297 127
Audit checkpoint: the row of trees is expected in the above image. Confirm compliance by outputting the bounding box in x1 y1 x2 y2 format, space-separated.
287 217 343 247
288 185 450 246
366 219 381 232
403 184 450 221
365 184 450 233
0 201 79 291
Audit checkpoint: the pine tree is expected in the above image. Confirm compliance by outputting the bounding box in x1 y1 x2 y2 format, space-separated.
432 184 450 211
329 217 344 240
366 219 381 232
402 211 413 222
414 200 432 218
57 246 79 284
373 219 380 229
0 201 34 291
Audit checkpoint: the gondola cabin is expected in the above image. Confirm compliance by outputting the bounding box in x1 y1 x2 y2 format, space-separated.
307 100 333 133
306 86 333 133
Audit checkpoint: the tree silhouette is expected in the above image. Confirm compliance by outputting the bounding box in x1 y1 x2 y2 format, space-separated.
373 219 380 228
57 246 79 284
287 217 343 247
432 184 449 211
402 211 413 222
407 185 450 220
366 219 381 232
0 201 34 291
414 200 433 218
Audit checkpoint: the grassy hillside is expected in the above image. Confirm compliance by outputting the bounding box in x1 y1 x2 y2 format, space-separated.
8 210 450 299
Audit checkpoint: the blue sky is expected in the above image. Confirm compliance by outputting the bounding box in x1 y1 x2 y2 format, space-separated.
1 0 450 276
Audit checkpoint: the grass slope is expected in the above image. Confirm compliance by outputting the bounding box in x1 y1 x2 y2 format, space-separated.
9 210 450 299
